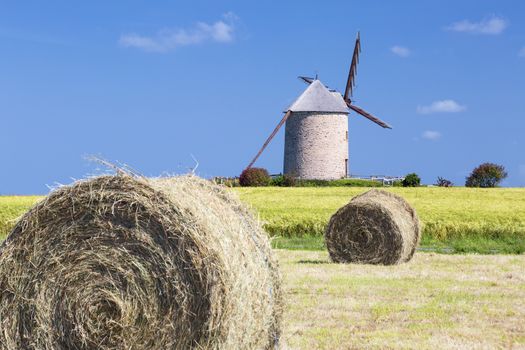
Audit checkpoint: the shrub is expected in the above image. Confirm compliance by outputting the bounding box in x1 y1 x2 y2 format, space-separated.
239 168 270 187
270 175 284 187
269 177 384 187
283 178 382 187
270 174 296 187
465 163 507 188
402 173 421 187
295 179 330 187
329 179 382 187
436 177 453 187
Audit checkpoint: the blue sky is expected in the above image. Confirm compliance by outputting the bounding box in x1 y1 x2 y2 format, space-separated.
1 0 524 194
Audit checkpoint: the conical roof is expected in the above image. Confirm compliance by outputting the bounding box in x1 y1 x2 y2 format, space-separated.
286 80 349 113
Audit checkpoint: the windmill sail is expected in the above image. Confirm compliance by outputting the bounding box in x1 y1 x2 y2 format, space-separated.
347 102 392 129
245 110 292 170
343 32 361 101
342 32 392 129
298 76 315 84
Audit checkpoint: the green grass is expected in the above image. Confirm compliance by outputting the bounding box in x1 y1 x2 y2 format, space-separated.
0 196 41 240
289 178 383 187
237 187 525 254
271 234 525 254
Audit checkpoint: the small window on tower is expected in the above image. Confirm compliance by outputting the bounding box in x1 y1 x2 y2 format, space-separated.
345 131 348 140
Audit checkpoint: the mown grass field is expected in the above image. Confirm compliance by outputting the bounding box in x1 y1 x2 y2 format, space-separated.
278 250 525 349
236 187 525 254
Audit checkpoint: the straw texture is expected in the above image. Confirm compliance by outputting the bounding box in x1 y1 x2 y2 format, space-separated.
325 189 420 265
0 175 282 349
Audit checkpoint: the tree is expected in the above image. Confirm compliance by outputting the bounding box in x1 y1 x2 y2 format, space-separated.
402 173 421 187
465 163 507 188
436 177 453 187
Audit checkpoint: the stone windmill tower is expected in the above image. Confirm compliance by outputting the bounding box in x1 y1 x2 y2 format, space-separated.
283 80 349 180
246 33 392 180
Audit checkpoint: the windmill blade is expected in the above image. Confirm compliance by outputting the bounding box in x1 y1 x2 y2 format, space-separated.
298 76 315 84
343 32 361 101
347 102 392 129
246 110 292 169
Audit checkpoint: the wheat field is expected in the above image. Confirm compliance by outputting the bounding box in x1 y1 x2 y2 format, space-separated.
236 187 525 253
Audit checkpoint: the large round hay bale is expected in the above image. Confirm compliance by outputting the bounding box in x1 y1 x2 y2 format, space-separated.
0 175 282 349
324 189 420 265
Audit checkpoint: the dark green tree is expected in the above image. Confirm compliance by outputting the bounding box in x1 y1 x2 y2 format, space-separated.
402 173 421 187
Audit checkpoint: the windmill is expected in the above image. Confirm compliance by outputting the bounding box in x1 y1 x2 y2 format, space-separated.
246 32 392 180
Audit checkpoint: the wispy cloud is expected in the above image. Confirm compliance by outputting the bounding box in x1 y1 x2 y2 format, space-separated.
422 130 441 141
417 100 466 114
445 16 508 35
391 45 411 57
120 12 237 52
519 47 525 57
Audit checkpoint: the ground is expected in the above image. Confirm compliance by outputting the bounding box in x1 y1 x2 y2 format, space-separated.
278 250 525 349
1 190 524 348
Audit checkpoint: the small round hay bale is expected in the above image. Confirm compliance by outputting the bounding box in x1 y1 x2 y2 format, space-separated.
0 175 282 349
324 189 420 265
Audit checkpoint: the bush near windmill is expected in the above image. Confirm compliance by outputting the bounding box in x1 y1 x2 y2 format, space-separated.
239 167 271 187
270 175 383 187
270 173 297 187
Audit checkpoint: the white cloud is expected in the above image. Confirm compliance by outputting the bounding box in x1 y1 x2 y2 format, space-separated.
446 16 508 35
391 46 411 57
519 47 525 57
417 100 466 114
120 13 237 52
422 130 441 141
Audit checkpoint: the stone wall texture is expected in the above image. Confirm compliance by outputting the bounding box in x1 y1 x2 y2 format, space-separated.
283 112 348 180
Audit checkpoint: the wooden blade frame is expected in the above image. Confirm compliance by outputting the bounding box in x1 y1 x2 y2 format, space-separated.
346 101 392 129
343 32 361 101
298 76 314 84
246 110 292 170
